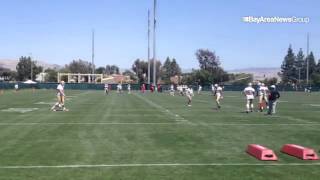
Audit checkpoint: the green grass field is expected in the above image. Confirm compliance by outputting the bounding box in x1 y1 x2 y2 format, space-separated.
0 89 320 180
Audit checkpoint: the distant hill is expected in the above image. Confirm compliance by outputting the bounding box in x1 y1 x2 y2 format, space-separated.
228 67 281 81
182 67 281 81
1 59 281 81
0 59 62 71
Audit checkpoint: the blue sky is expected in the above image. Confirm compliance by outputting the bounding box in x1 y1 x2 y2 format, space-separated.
0 0 319 70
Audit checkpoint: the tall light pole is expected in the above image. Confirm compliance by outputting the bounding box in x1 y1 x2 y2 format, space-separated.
92 29 95 75
306 33 310 85
147 9 151 85
152 0 157 86
30 53 33 80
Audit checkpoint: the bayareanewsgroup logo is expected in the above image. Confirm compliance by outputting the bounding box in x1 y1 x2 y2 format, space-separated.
242 16 310 24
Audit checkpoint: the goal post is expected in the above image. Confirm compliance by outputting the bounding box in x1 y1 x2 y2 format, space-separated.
57 73 103 83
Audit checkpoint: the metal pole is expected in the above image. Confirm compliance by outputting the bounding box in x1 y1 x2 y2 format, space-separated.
30 53 33 80
92 29 95 75
153 0 157 86
147 10 151 85
306 33 310 85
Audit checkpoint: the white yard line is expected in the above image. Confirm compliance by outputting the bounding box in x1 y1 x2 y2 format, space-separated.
0 122 186 126
34 102 56 105
280 115 314 123
278 100 289 103
194 99 209 103
1 163 320 169
221 103 315 124
1 108 39 113
66 96 78 98
303 104 320 107
0 122 319 126
203 123 320 126
133 93 189 122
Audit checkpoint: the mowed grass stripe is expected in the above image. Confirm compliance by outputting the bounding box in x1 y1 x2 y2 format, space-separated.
133 92 188 122
0 90 320 179
0 122 319 126
1 162 320 169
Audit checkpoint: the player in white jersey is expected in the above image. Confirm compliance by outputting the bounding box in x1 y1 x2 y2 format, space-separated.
184 85 188 95
104 84 109 95
182 85 187 92
256 82 261 97
14 84 19 92
214 84 223 109
178 85 184 96
211 84 215 95
127 84 131 94
170 84 175 96
198 85 202 95
186 86 194 106
51 81 68 111
190 87 194 96
243 83 256 113
258 83 269 112
117 83 123 94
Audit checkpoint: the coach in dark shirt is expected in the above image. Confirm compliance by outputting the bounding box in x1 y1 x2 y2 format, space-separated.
268 85 280 115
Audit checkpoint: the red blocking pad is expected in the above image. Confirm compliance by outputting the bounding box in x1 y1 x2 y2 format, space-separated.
281 144 319 160
246 144 278 161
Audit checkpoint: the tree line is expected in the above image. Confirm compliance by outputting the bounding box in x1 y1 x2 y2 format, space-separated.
0 49 248 85
0 49 235 85
280 45 320 85
7 47 310 86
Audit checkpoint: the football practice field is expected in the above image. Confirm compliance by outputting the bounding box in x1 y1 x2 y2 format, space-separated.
0 89 319 180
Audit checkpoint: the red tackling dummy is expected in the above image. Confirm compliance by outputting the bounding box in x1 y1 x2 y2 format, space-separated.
281 144 319 160
246 144 278 161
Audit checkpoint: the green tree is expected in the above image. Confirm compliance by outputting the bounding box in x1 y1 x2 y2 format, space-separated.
311 59 320 85
105 65 120 75
280 45 296 84
122 70 137 82
65 59 92 74
196 49 220 71
111 65 120 74
181 68 229 86
16 56 43 81
132 59 148 83
194 69 211 85
132 59 161 84
44 68 58 82
311 74 320 85
150 59 162 84
181 71 196 85
307 51 317 76
262 77 278 86
295 48 305 80
161 57 171 83
160 57 181 84
192 49 228 85
316 60 320 73
0 66 16 81
170 58 181 76
105 65 112 75
95 67 106 74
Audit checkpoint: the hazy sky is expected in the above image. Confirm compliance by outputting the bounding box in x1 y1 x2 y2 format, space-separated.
0 0 319 70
